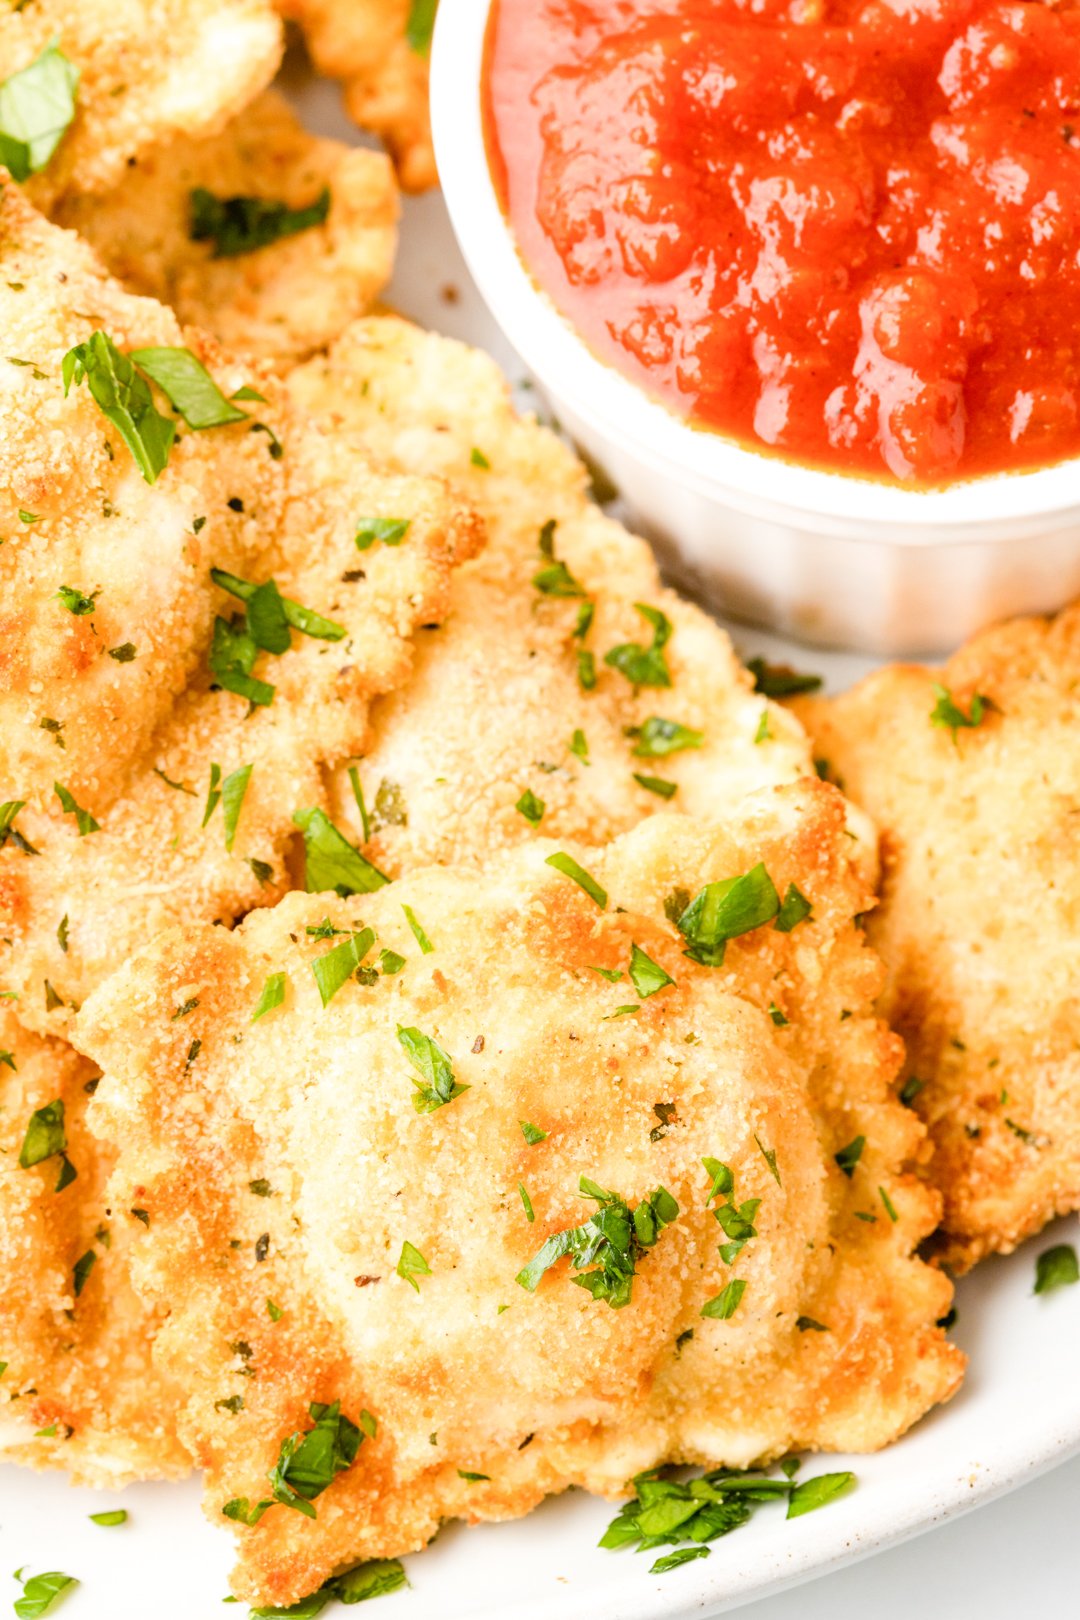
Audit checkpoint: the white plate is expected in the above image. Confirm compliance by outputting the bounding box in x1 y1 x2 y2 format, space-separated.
4 69 1079 1620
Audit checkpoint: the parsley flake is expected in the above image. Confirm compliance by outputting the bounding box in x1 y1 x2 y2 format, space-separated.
354 517 411 551
0 42 79 183
398 1025 467 1113
311 928 376 1008
406 0 440 54
604 603 673 688
628 943 674 999
53 782 100 835
545 851 607 908
89 1510 127 1527
515 788 545 826
12 1569 77 1619
520 1120 547 1144
747 657 822 697
834 1136 865 1179
774 883 812 933
1034 1243 1078 1294
930 683 992 743
55 585 98 616
402 904 434 954
191 186 331 258
676 865 779 966
251 973 286 1024
294 807 388 896
516 1178 678 1308
397 1240 431 1291
633 772 677 798
63 332 175 485
627 717 703 758
701 1278 746 1319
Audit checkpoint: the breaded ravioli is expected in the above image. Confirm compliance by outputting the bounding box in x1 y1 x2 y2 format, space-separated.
288 316 821 876
796 610 1080 1269
1 418 482 1032
277 0 436 191
0 1005 187 1483
77 778 961 1608
0 0 281 206
55 92 399 364
0 181 287 810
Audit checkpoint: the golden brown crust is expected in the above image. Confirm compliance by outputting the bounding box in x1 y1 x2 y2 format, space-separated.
2 0 282 207
795 605 1080 1268
54 91 399 365
0 180 287 811
76 778 961 1606
279 0 435 192
0 1005 187 1484
288 316 826 878
0 419 482 1030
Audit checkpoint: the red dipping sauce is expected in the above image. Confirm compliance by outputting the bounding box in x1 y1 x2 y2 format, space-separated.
483 0 1080 485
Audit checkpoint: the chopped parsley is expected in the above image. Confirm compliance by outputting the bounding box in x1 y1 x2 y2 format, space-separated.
545 852 607 909
604 603 673 688
88 1510 127 1527
754 710 772 744
397 1240 431 1291
520 1120 547 1145
202 762 251 851
62 332 176 485
533 519 586 598
398 1025 467 1113
55 585 98 616
796 1316 829 1333
1034 1243 1078 1295
108 642 137 662
899 1076 925 1108
930 683 992 743
516 1177 678 1308
73 1249 96 1297
633 772 677 798
311 928 376 1008
53 782 100 836
129 346 248 430
251 973 286 1024
676 864 779 966
0 42 79 183
701 1278 746 1320
19 1099 68 1176
208 613 274 706
224 1400 363 1527
406 0 440 54
767 1002 788 1027
599 1458 854 1570
754 1135 781 1186
703 1158 759 1264
746 657 822 697
518 1184 535 1222
211 567 345 644
515 788 545 826
878 1185 899 1222
354 517 411 551
628 943 674 999
347 765 371 842
569 727 590 763
190 186 331 258
379 949 406 976
402 904 434 954
627 717 703 758
834 1136 865 1179
12 1568 78 1619
293 807 389 896
470 447 490 469
774 883 812 933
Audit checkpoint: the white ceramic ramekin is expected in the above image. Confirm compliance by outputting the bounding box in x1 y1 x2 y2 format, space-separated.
431 0 1080 655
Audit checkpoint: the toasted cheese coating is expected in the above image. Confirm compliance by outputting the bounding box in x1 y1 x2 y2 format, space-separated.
796 606 1080 1268
77 778 961 1607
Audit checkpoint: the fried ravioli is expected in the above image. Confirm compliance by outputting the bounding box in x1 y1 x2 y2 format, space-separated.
0 180 287 811
288 316 823 878
1 418 481 1032
55 91 399 364
1 0 282 207
77 778 961 1607
0 1005 187 1483
278 0 436 191
796 607 1080 1268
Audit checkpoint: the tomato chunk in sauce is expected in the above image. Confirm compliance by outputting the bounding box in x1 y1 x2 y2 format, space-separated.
483 0 1080 485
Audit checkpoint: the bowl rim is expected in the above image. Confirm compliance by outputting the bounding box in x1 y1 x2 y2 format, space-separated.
430 0 1080 536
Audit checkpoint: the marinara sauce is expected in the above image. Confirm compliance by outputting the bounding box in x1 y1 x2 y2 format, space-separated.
483 0 1080 484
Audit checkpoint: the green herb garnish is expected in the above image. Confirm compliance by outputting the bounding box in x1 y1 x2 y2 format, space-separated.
627 717 703 758
516 1177 678 1308
676 865 779 966
251 973 286 1024
0 42 79 182
397 1240 431 1291
398 1025 467 1113
63 332 175 485
545 852 607 909
190 186 331 258
605 603 672 688
1034 1243 1078 1294
628 943 673 999
311 928 376 1008
293 808 389 897
53 782 100 836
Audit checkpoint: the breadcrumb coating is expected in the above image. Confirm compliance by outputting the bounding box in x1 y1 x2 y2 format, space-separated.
77 778 961 1607
0 1005 187 1483
55 91 399 365
796 606 1080 1268
1 0 282 206
288 316 830 878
